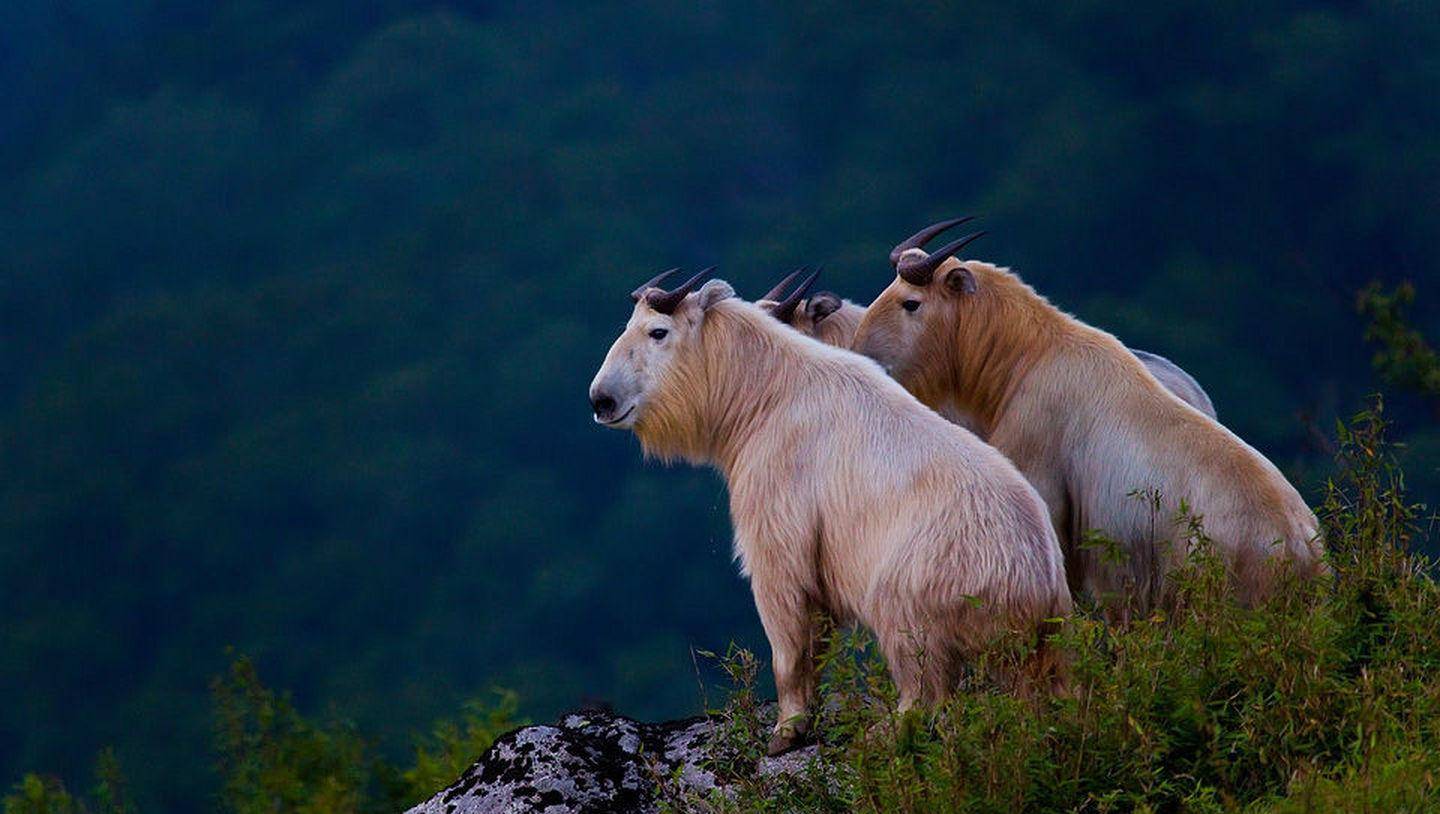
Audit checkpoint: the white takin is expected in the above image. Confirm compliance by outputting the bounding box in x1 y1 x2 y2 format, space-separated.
589 269 1072 754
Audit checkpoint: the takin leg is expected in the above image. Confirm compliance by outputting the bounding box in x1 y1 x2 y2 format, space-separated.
877 623 956 713
869 623 960 753
870 562 968 713
751 577 818 756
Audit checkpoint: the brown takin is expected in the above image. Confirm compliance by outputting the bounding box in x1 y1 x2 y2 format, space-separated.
851 219 1326 615
589 269 1071 754
760 267 1218 420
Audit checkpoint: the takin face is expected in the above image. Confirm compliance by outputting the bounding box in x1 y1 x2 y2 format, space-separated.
851 218 996 401
588 268 732 431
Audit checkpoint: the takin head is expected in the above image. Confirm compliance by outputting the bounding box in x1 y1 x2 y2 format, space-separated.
851 216 994 389
757 267 865 349
588 267 735 430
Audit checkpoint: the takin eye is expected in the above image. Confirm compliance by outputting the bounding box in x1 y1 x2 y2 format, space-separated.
648 328 669 340
901 299 921 313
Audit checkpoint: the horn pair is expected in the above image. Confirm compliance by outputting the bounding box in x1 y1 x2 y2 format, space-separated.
761 266 822 324
890 216 986 286
629 267 715 315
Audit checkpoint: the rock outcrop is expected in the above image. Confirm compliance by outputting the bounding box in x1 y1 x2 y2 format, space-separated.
405 706 819 814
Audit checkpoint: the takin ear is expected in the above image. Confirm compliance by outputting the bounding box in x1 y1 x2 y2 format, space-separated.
808 291 842 323
942 265 977 295
696 279 735 311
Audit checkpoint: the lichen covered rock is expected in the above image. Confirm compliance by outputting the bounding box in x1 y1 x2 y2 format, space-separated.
406 706 819 813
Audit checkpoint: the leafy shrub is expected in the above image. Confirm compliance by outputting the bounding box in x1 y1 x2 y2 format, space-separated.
4 658 524 814
211 656 524 813
3 776 82 814
1358 282 1440 405
3 750 131 814
399 690 522 802
211 656 377 814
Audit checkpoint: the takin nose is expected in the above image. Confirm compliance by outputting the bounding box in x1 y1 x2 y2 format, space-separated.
590 392 618 422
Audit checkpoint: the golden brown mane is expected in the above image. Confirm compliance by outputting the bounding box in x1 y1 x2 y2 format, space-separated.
915 260 1068 434
634 299 797 470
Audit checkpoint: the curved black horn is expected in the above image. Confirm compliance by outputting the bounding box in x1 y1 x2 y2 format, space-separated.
897 231 987 286
645 266 715 314
630 268 679 302
760 267 807 302
888 216 975 267
770 266 821 324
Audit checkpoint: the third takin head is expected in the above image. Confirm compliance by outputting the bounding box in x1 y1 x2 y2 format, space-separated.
757 267 867 349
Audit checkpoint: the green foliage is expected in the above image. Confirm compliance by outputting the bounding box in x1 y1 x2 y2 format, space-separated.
90 751 134 814
212 656 377 814
1358 282 1440 404
3 776 82 814
672 401 1439 813
400 691 524 802
3 750 133 814
207 655 521 813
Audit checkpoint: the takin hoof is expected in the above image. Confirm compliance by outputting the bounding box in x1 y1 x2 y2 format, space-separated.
766 719 811 756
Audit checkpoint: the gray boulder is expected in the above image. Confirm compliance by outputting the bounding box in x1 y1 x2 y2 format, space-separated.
405 706 820 814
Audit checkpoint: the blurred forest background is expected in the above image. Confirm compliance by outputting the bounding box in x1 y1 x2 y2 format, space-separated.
2 1 1438 810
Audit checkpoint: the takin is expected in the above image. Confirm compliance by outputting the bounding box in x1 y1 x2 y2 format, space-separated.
850 219 1325 615
589 269 1072 754
755 267 868 352
759 267 1217 420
